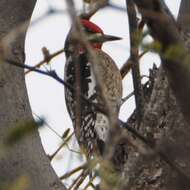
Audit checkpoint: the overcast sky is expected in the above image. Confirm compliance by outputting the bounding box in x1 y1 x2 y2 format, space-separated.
25 0 181 181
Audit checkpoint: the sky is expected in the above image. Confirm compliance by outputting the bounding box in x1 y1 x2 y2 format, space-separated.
25 0 181 185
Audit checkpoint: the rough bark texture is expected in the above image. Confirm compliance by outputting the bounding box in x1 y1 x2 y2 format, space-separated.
178 0 190 28
122 1 190 190
0 1 65 190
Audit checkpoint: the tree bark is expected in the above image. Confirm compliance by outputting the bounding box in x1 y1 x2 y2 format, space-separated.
0 1 65 189
122 1 190 190
178 0 190 28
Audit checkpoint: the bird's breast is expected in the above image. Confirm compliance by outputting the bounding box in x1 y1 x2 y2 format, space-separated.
64 50 122 155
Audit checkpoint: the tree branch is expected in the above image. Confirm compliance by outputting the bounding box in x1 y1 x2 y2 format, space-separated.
133 0 190 126
126 0 144 126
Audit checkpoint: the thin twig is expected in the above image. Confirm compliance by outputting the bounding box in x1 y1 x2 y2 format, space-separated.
90 183 97 190
48 132 74 161
120 59 133 78
83 174 96 190
67 170 85 190
65 144 81 154
25 47 65 74
126 0 144 126
139 50 148 58
73 169 89 190
6 59 107 115
121 91 134 105
60 163 87 180
33 112 63 140
1 8 67 58
67 169 89 190
37 120 79 155
120 50 147 79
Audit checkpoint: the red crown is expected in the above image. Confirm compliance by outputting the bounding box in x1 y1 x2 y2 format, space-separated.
81 19 103 34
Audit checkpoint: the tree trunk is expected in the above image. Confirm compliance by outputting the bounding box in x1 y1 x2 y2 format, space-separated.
122 1 190 190
0 1 65 189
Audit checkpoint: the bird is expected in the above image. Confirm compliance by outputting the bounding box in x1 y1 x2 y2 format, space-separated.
64 19 123 159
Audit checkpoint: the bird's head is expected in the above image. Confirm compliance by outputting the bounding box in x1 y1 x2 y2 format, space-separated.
65 19 121 53
81 19 121 49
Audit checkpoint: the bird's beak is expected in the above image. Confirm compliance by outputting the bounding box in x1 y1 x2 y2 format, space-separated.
88 33 122 43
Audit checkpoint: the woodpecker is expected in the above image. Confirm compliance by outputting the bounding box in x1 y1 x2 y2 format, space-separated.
64 19 122 158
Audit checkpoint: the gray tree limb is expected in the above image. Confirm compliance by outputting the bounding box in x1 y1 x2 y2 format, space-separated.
133 0 190 126
122 1 190 190
0 1 65 189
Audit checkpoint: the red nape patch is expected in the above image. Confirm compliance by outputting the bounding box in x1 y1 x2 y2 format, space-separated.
81 19 103 34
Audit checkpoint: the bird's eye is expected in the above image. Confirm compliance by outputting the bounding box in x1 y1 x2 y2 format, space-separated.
85 27 95 34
